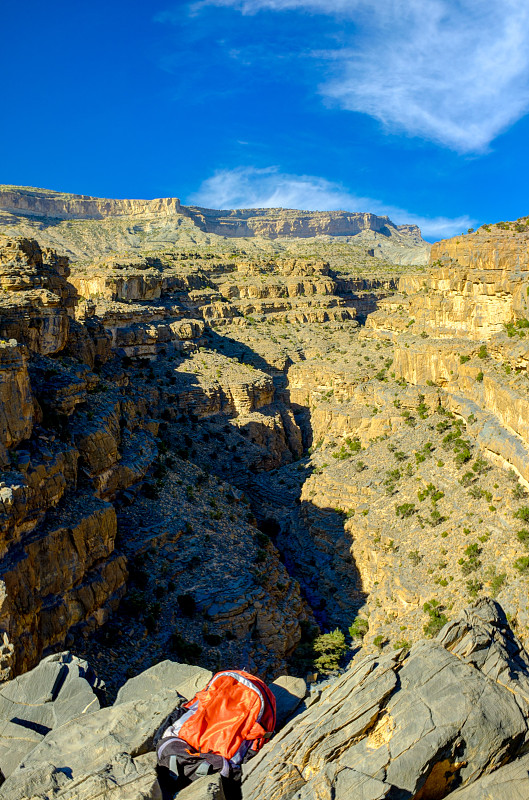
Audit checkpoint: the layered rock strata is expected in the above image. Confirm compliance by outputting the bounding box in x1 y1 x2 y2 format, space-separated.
0 238 162 675
0 235 318 683
0 185 422 240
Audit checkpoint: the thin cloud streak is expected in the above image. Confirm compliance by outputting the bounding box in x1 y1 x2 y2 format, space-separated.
189 166 475 239
195 0 529 152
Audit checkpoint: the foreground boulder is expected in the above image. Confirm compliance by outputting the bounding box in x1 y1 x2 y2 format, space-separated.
242 599 529 800
0 661 210 798
4 600 529 799
0 652 102 780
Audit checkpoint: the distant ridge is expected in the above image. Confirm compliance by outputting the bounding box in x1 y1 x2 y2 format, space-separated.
0 184 420 239
0 184 431 265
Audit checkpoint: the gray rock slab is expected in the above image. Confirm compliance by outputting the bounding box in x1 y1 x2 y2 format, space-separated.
178 774 226 800
269 675 306 728
451 753 529 799
0 752 161 800
1 687 184 799
0 651 101 778
437 597 529 709
114 660 212 705
242 652 401 799
242 638 529 800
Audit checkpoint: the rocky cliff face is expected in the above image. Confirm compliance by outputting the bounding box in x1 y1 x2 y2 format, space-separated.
0 235 327 685
430 219 529 270
0 187 184 220
187 206 416 239
0 186 414 238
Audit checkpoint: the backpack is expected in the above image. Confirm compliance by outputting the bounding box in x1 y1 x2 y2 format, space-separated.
155 670 276 785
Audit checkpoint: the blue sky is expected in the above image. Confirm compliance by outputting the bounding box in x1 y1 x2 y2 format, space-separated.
2 0 529 240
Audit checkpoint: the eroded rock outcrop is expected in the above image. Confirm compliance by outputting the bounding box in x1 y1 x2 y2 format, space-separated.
0 340 33 464
0 237 76 354
0 238 158 676
243 600 529 800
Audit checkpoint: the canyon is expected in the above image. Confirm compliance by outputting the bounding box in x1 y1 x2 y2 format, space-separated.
1 199 529 797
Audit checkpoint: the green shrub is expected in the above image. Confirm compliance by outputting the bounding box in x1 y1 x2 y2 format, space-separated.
455 446 472 466
332 445 351 461
313 629 347 674
349 616 369 640
472 457 489 474
417 396 429 418
145 614 157 634
477 345 488 359
458 542 482 575
460 471 475 487
512 483 527 500
514 507 529 522
423 600 448 637
168 631 203 662
395 503 416 518
256 531 271 547
485 566 507 597
476 371 484 383
177 593 196 616
417 483 444 503
517 529 529 547
121 589 145 618
427 508 446 527
459 355 470 364
204 632 223 645
466 578 482 598
514 556 529 573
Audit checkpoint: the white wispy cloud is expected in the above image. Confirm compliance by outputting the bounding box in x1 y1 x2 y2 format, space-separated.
189 166 475 239
194 0 529 152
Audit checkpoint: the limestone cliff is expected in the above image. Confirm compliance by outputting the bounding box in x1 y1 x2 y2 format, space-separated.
0 235 314 683
0 186 414 238
0 186 183 220
431 219 529 271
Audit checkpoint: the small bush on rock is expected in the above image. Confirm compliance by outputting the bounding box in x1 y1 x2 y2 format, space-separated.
313 629 347 674
423 600 448 637
349 616 369 640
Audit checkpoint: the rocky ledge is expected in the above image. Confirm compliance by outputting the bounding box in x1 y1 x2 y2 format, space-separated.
1 599 529 799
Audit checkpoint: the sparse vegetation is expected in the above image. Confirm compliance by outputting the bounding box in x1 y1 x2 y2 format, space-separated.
423 600 448 638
